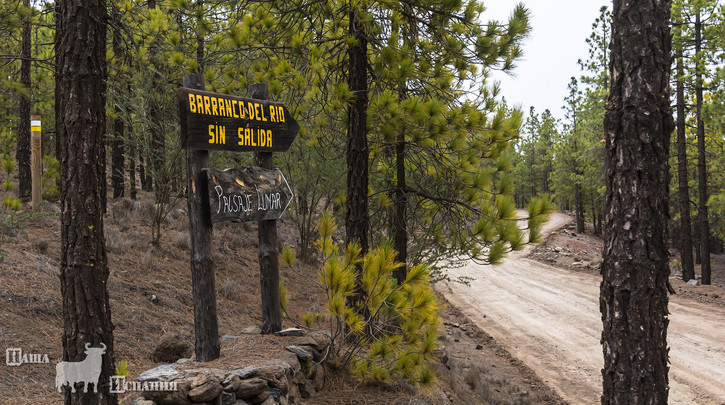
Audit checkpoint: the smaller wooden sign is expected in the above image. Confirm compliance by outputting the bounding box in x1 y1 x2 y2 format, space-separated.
205 167 294 223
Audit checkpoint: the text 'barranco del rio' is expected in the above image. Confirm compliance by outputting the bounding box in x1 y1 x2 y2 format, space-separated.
177 88 300 153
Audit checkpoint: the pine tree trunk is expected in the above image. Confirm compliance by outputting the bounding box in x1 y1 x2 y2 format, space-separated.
17 0 32 198
345 5 369 256
55 0 117 401
111 7 124 199
676 53 695 282
530 148 536 199
111 115 124 199
129 144 137 200
694 10 711 285
148 0 164 193
393 131 407 283
694 219 702 264
575 182 584 233
600 1 672 403
139 153 150 192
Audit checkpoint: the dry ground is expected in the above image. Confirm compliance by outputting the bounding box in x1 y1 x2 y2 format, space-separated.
443 212 725 405
0 194 562 404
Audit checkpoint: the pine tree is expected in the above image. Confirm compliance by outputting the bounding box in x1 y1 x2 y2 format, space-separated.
16 0 31 198
56 0 117 401
672 0 696 281
600 0 673 402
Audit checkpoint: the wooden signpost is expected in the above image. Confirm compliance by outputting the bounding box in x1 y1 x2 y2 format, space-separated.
30 115 41 209
179 76 298 356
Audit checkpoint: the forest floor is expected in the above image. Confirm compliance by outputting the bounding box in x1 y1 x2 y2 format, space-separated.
442 212 725 405
0 193 564 404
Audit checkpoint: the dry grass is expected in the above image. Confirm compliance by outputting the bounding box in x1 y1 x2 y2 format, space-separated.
0 193 329 404
173 230 190 250
0 193 572 405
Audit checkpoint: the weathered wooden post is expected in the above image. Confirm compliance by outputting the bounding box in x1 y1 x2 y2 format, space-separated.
180 74 220 361
249 83 282 333
30 114 41 208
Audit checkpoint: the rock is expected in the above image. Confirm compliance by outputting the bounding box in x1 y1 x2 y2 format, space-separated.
287 382 301 404
274 328 304 337
687 279 699 286
234 400 250 405
221 391 237 405
138 364 180 382
250 390 270 404
307 331 332 351
259 397 275 405
285 346 313 363
276 349 301 372
149 294 160 305
144 381 192 405
235 378 267 399
572 262 582 266
299 380 315 399
266 387 281 402
176 358 192 365
152 332 192 363
475 344 483 350
256 361 287 385
312 364 324 391
222 375 241 392
221 335 239 342
554 246 563 253
232 367 259 380
188 379 223 403
132 399 155 405
240 325 261 334
292 336 318 347
302 345 322 362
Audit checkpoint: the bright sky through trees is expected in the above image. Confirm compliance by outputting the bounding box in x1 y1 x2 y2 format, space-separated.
486 0 608 120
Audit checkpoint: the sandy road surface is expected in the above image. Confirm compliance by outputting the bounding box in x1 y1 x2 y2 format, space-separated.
440 212 725 404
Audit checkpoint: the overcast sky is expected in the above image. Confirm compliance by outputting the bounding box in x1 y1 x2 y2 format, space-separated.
483 1 609 122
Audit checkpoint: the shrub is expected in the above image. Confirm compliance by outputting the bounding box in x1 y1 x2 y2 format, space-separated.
304 211 441 388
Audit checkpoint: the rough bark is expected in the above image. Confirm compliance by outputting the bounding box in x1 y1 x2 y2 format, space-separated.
572 124 585 234
393 131 407 284
250 83 282 334
600 1 673 403
694 10 711 285
346 6 369 256
182 74 220 361
17 0 32 198
148 0 164 193
129 144 137 200
111 7 125 199
55 0 117 401
676 53 695 282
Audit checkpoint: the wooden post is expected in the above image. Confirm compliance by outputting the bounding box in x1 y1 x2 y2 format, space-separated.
250 83 282 333
182 74 220 361
30 114 41 208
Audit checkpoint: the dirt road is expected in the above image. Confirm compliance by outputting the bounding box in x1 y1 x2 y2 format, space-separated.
440 212 725 404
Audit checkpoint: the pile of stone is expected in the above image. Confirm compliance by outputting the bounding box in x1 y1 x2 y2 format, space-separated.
135 331 331 405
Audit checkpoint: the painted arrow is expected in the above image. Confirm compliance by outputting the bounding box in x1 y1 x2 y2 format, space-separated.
204 167 294 223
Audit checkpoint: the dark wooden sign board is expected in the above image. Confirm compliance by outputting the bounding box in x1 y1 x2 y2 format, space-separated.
205 167 293 223
177 88 300 152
